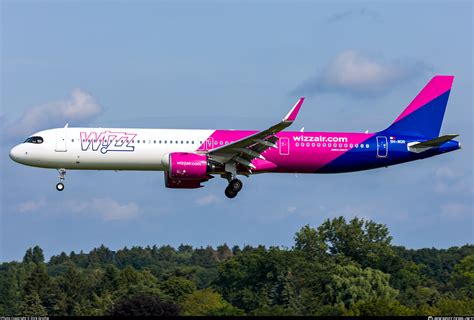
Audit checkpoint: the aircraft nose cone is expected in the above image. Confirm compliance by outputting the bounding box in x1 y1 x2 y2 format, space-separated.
9 145 22 162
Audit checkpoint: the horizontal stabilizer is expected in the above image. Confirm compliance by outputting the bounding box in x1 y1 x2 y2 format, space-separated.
408 134 459 153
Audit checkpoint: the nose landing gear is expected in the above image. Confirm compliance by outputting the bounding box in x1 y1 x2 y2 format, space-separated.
56 168 66 191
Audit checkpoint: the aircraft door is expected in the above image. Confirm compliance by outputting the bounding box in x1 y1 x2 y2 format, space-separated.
55 127 67 152
376 136 388 158
279 137 289 155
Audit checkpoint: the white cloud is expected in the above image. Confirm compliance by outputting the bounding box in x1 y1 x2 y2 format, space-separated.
5 89 102 137
294 50 429 97
325 7 384 24
17 198 46 213
435 166 462 179
287 206 297 213
72 198 139 221
195 194 219 206
433 166 473 195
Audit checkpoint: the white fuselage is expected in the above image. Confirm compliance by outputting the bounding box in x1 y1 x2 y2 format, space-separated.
9 127 215 170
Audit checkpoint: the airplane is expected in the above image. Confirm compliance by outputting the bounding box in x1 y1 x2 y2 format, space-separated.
9 75 460 199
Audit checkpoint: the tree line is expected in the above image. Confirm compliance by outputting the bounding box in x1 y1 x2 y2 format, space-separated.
1 216 473 316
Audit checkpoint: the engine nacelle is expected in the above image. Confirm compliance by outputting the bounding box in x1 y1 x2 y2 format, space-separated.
164 174 204 189
162 152 209 180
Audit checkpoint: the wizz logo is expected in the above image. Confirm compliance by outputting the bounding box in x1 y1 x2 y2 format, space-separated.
80 131 137 154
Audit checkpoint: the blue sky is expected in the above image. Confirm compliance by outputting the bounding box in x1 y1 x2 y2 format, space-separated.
1 1 472 261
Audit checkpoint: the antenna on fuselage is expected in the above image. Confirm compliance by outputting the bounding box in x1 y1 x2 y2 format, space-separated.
300 127 305 132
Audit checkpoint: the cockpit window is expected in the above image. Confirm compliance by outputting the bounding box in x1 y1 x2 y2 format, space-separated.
24 136 44 144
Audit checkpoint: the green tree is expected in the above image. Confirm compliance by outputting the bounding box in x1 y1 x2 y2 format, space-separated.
57 263 93 315
450 254 474 298
23 246 44 264
216 244 233 261
32 246 45 264
19 292 47 316
115 266 162 299
0 266 21 314
434 298 474 315
294 225 327 259
23 248 33 264
181 288 243 316
88 245 114 265
250 305 294 316
317 217 393 268
160 277 196 302
23 263 50 296
323 263 398 309
110 293 180 316
346 298 413 316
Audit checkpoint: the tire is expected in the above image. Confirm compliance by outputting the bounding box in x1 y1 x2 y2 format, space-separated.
56 182 65 191
229 179 243 192
225 186 237 199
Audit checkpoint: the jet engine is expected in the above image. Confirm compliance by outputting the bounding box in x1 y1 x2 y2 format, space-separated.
162 152 215 188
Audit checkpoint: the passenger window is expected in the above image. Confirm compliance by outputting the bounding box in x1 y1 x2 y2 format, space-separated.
295 143 299 147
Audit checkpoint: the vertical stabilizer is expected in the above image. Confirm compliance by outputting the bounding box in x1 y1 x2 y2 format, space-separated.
382 75 454 138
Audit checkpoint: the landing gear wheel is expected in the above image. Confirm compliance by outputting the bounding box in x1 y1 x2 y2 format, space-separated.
56 182 65 191
225 186 238 199
229 179 243 192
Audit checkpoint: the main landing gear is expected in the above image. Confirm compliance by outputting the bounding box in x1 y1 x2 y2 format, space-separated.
56 168 66 191
224 178 243 199
223 162 243 199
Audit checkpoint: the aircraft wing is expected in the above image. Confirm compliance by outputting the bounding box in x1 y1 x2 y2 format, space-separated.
206 98 304 169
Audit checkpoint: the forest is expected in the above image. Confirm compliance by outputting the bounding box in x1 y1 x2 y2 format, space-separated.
1 216 473 316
